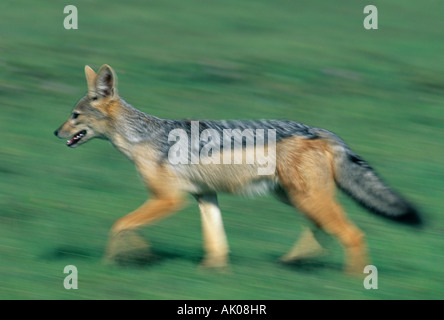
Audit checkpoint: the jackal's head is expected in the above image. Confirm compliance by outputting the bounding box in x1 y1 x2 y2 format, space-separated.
54 64 118 147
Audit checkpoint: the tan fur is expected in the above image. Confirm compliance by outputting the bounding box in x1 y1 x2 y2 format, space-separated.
55 65 380 274
110 145 187 234
106 134 368 272
276 137 368 272
84 65 97 95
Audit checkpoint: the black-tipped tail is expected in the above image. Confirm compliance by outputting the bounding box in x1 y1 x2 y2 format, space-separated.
393 206 422 226
333 149 422 227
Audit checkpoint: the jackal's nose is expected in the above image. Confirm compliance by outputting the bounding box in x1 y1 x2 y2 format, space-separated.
54 129 59 137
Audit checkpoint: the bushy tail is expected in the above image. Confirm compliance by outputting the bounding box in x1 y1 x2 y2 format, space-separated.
318 130 422 226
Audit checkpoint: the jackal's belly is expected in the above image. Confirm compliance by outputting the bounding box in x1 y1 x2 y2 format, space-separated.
173 162 278 196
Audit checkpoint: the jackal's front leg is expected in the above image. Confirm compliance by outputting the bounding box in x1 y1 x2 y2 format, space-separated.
195 194 229 269
105 195 185 264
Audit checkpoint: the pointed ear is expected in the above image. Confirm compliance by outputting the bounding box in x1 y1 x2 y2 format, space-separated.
95 64 118 98
85 65 97 95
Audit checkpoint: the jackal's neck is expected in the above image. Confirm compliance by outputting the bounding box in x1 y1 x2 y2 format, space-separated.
106 98 165 159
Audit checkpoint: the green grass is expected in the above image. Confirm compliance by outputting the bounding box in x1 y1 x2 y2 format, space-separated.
1 0 443 299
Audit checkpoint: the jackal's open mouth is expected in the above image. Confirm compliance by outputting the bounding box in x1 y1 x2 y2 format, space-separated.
67 130 87 147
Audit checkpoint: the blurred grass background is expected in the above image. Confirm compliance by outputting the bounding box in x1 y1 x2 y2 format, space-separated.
1 0 443 299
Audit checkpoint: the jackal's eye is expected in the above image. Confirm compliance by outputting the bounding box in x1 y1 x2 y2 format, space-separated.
72 112 80 119
91 95 98 101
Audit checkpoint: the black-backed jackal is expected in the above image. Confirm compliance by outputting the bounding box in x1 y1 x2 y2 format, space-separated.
54 65 421 273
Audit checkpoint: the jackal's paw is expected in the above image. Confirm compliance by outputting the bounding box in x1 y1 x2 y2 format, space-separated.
104 231 152 266
279 247 328 263
344 259 369 276
199 256 230 273
279 228 328 263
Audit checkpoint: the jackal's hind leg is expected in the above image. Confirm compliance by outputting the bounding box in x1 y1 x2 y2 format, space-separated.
280 227 327 262
290 193 368 274
276 137 369 273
